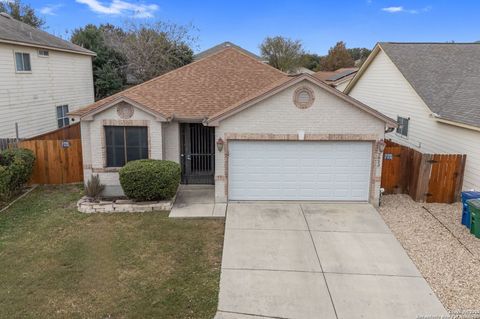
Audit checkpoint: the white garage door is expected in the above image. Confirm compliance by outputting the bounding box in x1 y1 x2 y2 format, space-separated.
228 141 372 201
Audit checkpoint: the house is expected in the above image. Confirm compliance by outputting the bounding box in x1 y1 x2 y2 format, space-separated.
71 44 396 206
345 42 480 191
0 12 95 139
314 68 358 91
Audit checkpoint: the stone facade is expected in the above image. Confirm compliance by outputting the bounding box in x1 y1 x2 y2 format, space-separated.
77 197 173 213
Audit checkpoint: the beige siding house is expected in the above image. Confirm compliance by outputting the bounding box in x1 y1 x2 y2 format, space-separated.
72 44 396 206
0 13 95 138
346 43 480 191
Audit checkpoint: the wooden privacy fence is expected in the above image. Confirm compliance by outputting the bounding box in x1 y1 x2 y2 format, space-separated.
18 124 83 184
381 140 466 203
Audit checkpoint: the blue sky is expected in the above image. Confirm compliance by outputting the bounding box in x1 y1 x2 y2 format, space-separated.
31 0 480 55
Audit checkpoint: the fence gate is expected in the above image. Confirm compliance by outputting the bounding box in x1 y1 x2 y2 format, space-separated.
17 124 83 184
381 145 403 194
381 140 466 203
427 154 466 203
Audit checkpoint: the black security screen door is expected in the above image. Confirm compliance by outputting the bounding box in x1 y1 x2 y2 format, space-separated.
180 123 215 184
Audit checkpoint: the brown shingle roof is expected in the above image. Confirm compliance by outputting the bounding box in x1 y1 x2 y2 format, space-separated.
71 46 288 119
0 13 95 56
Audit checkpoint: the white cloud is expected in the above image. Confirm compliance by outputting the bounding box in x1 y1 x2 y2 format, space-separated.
40 4 63 16
381 5 431 14
76 0 159 18
382 6 404 13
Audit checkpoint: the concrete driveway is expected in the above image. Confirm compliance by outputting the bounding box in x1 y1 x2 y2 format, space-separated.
215 203 447 319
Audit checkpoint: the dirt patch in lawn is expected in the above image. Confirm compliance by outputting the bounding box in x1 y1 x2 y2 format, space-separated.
379 195 480 312
0 185 224 319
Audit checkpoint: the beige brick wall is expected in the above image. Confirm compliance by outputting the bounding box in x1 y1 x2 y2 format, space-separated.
163 121 181 163
81 103 164 196
214 80 386 205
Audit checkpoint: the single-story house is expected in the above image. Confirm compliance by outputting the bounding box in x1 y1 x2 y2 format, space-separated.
71 44 396 206
345 42 480 191
314 68 358 91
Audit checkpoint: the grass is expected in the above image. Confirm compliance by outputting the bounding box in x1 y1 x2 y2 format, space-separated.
0 185 225 319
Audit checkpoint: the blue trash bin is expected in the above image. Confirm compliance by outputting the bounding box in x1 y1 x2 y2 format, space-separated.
462 191 480 228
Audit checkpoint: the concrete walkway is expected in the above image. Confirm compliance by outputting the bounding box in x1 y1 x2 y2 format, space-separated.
169 185 226 218
215 203 447 319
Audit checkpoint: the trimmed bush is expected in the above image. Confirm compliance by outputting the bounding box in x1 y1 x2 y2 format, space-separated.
0 148 35 200
119 159 181 201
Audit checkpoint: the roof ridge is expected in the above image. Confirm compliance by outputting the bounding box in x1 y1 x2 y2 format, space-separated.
221 45 288 77
120 45 287 98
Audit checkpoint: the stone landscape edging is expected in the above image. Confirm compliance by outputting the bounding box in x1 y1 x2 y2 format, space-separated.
77 196 174 213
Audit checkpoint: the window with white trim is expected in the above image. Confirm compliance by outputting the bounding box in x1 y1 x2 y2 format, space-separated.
396 116 409 137
15 52 31 72
38 49 49 57
56 105 70 128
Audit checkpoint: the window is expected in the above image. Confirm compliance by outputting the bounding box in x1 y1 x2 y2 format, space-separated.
15 52 31 72
38 49 49 57
396 116 409 137
105 126 148 167
56 105 70 128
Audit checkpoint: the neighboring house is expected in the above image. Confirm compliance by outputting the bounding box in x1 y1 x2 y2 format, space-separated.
0 12 95 138
289 66 315 75
71 44 396 206
345 42 480 191
314 68 358 91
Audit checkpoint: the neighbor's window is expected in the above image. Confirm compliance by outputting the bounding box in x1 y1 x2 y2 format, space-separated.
15 52 31 72
396 116 409 137
105 126 148 167
56 105 69 128
38 49 49 57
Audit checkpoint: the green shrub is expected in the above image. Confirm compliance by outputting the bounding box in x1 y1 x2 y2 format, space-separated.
119 159 181 201
0 148 35 200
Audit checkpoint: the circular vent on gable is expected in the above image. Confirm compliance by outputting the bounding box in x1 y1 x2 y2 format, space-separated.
116 103 134 119
293 86 315 109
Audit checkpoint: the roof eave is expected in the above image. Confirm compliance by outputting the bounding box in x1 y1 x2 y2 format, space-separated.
73 96 169 122
435 117 480 132
344 44 382 94
0 38 96 56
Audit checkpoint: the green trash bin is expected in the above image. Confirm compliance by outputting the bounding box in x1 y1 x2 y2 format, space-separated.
467 199 480 238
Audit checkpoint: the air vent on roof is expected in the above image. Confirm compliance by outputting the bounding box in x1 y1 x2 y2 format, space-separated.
0 12 12 19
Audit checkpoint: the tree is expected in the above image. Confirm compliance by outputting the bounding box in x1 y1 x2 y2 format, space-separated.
0 0 45 28
319 41 355 71
71 24 127 99
300 53 323 71
260 36 305 73
105 21 195 84
347 47 371 67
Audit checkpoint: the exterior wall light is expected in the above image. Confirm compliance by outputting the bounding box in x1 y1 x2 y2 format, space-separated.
377 139 386 153
217 138 224 152
376 139 387 167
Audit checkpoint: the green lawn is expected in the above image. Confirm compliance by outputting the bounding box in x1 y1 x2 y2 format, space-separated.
0 185 224 319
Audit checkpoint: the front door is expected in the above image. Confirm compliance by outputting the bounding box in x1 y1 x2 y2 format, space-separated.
180 123 215 184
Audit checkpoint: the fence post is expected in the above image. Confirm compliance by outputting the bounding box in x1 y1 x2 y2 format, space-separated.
414 153 432 202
